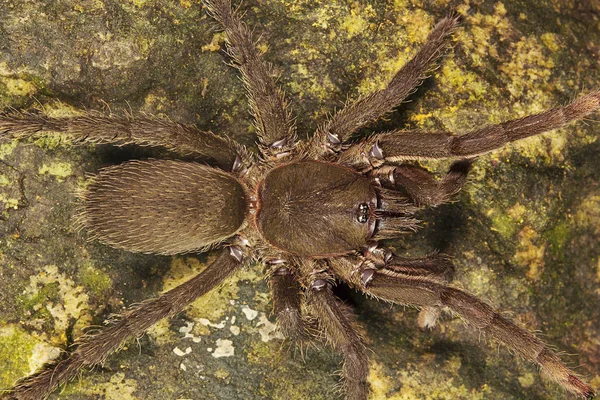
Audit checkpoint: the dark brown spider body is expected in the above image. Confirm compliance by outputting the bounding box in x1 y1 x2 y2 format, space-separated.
84 159 248 255
1 0 599 399
256 160 378 257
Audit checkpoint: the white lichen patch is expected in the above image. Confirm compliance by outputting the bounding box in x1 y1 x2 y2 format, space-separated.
173 346 192 357
229 325 240 336
29 342 61 374
197 317 226 329
241 305 258 321
178 321 202 343
23 265 91 338
256 313 284 343
91 39 144 70
211 339 234 358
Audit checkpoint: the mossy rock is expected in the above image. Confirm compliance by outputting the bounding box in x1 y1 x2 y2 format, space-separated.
0 0 599 399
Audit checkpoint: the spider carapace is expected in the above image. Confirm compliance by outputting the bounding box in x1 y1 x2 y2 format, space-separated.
256 160 379 257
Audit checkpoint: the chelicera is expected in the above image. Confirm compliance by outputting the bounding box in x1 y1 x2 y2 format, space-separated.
0 0 598 399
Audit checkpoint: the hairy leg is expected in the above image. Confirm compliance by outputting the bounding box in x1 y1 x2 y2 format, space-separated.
380 252 457 329
269 262 311 342
0 111 249 172
204 0 297 161
373 159 473 207
3 247 245 400
340 90 600 169
306 15 458 158
384 252 456 283
295 259 369 400
330 256 595 399
306 279 369 400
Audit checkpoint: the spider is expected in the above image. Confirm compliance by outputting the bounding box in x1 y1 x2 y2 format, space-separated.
0 0 598 399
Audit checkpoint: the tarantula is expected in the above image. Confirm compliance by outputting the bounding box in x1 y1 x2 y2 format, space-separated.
0 0 598 399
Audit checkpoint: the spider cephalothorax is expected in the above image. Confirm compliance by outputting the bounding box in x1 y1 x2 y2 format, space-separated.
1 0 598 399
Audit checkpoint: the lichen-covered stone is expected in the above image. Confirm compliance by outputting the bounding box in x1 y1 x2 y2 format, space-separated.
0 0 599 399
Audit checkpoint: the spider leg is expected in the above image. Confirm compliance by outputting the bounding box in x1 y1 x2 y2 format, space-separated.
306 278 369 400
204 0 297 161
0 111 250 172
340 90 600 170
269 263 311 342
383 252 456 283
380 252 456 329
306 15 458 158
330 256 596 399
3 247 245 400
373 159 473 207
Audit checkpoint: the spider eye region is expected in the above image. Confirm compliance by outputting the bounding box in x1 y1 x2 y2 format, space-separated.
256 161 377 257
357 203 369 223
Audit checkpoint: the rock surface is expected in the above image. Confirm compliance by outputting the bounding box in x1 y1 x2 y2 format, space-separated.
1 0 599 399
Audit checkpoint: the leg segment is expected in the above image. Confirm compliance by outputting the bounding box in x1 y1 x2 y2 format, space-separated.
331 255 595 399
384 252 455 283
0 111 249 172
382 252 457 329
306 279 370 400
306 15 458 157
4 247 244 400
374 159 473 207
340 90 600 168
204 0 297 160
269 263 311 342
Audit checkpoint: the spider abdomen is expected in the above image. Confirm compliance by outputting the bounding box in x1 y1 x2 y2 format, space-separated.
82 159 248 255
256 160 376 257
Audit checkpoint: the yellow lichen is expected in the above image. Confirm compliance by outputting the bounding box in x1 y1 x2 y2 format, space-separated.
341 8 370 39
459 4 511 68
576 194 600 235
488 208 518 238
23 265 92 341
368 355 491 399
0 141 18 159
202 32 226 52
146 318 175 345
161 256 262 331
0 195 19 216
129 0 147 8
508 203 526 223
38 161 73 182
0 324 60 388
518 372 535 388
70 372 139 399
514 226 546 281
0 174 9 186
3 78 37 97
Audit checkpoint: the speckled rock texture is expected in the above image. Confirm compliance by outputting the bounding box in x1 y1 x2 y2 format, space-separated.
1 0 599 399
